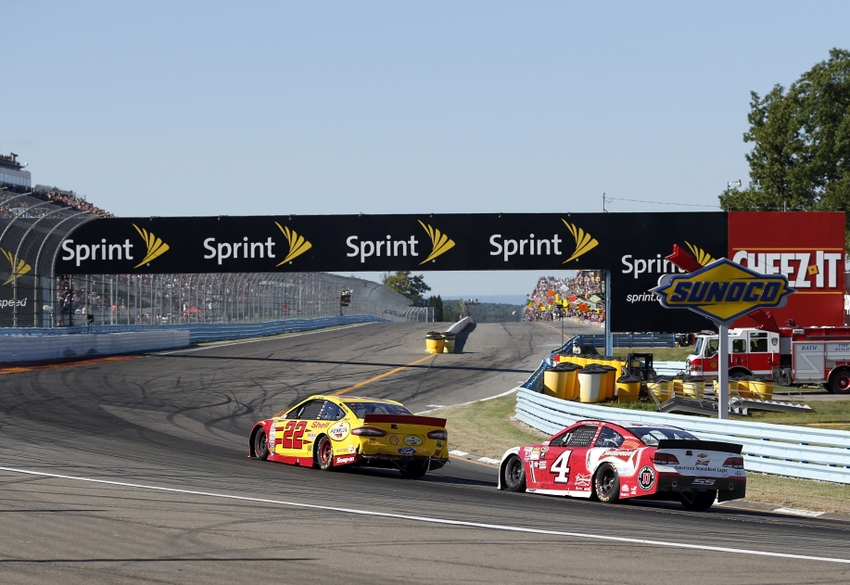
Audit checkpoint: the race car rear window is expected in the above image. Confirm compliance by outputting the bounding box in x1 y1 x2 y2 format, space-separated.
625 427 697 446
344 401 412 418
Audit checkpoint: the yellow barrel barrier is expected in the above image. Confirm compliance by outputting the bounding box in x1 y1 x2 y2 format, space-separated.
647 376 673 401
442 332 456 354
616 374 642 403
734 377 754 399
599 364 618 401
681 375 706 399
577 365 605 403
672 378 684 397
542 367 563 398
425 332 445 354
750 376 775 400
558 363 582 400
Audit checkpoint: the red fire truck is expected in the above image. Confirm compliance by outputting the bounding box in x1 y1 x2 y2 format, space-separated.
686 325 850 394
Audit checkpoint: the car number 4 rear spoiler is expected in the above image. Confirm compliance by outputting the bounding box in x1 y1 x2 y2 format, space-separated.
656 439 742 454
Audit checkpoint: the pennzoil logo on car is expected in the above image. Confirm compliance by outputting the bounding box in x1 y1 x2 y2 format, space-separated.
652 258 795 325
329 422 349 441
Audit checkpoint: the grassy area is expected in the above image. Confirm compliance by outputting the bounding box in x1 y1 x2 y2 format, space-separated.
429 393 850 515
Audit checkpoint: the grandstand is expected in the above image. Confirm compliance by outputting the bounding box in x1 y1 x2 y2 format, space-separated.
523 271 605 326
0 152 418 329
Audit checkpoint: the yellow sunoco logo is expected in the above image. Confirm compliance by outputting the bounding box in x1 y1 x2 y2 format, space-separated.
652 258 795 324
275 222 313 266
418 221 455 265
132 224 170 268
561 220 598 264
1 247 32 286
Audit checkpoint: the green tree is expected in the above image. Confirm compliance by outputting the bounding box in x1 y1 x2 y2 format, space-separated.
381 271 431 303
720 48 850 247
428 295 444 321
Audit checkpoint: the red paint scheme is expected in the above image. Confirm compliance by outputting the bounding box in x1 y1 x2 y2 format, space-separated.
728 212 845 328
499 420 746 510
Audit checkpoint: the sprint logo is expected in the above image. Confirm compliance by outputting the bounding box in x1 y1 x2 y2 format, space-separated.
133 224 170 268
685 241 715 266
418 220 455 265
345 220 456 264
275 222 313 266
1 247 32 286
561 220 599 264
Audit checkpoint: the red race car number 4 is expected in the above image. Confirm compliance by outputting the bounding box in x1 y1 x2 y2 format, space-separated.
550 450 572 483
281 421 308 449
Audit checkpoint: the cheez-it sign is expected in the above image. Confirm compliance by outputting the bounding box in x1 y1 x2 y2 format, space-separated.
728 212 845 327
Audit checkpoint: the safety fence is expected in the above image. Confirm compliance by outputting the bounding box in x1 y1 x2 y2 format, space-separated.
516 335 850 484
0 315 390 362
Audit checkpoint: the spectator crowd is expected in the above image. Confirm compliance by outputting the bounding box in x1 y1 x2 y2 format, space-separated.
522 271 605 325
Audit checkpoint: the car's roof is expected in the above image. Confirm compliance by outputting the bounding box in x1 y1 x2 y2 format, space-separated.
576 419 684 431
307 394 404 406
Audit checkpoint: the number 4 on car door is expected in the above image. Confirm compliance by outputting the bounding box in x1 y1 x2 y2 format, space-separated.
550 450 572 483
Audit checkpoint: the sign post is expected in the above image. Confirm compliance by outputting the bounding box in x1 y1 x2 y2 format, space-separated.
652 248 794 419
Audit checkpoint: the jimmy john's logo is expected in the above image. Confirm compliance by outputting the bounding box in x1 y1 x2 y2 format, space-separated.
61 225 171 268
731 249 842 290
345 220 456 264
652 258 795 324
1 247 32 285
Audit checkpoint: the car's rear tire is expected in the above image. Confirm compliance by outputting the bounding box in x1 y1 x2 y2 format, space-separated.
315 436 334 470
399 459 429 479
594 463 620 503
253 429 269 461
679 490 717 511
502 455 526 492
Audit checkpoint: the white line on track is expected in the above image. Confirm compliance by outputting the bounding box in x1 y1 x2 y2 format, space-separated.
2 465 848 565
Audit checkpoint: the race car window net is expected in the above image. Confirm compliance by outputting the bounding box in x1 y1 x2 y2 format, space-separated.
552 425 598 448
290 400 325 420
344 402 412 418
318 402 345 421
625 427 697 446
594 427 625 448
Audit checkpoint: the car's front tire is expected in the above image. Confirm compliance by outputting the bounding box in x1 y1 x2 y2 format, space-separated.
502 455 526 492
679 490 716 511
399 459 429 479
315 436 334 470
254 429 269 461
594 463 620 503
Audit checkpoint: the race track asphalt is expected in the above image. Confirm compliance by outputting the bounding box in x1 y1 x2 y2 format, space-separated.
1 321 849 585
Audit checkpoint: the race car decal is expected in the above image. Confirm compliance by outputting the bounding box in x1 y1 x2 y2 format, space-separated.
311 421 332 430
550 450 572 483
389 435 400 445
404 435 423 446
637 465 656 491
329 421 349 441
398 447 417 456
574 473 591 487
334 455 357 465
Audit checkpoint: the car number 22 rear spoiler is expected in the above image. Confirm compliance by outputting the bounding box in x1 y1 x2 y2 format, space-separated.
363 414 447 427
656 439 742 454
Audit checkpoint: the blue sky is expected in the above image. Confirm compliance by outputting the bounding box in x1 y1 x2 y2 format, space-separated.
4 2 849 298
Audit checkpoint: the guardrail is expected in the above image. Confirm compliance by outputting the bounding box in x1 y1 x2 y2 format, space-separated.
517 336 850 484
0 315 389 363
